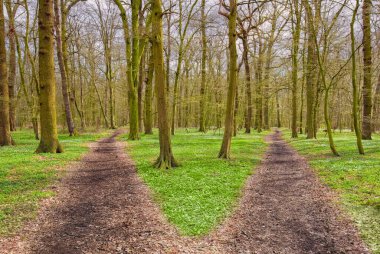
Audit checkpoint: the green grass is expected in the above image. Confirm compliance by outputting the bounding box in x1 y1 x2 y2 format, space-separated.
284 130 380 253
126 128 269 236
0 129 110 236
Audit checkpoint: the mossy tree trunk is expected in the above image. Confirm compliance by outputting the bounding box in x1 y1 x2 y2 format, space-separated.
54 0 75 136
255 39 264 133
351 0 365 154
362 0 372 140
59 0 76 136
36 0 62 153
302 0 317 139
291 0 301 138
151 0 178 169
144 47 154 135
128 0 141 140
199 0 207 133
5 0 17 132
0 0 13 146
218 0 237 159
240 32 252 134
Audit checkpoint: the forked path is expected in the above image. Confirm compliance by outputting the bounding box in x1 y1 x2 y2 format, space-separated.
0 130 369 253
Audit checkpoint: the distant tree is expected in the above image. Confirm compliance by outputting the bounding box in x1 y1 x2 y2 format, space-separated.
199 0 207 133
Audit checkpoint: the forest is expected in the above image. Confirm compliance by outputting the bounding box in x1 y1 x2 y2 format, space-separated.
0 0 379 253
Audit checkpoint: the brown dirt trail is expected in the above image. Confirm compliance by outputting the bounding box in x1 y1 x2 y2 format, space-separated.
0 130 369 253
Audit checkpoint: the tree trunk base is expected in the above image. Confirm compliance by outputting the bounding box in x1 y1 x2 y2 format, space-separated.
36 141 63 154
128 132 140 140
154 155 178 169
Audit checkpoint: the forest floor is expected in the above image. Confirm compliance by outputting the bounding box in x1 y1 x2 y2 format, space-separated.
0 130 370 253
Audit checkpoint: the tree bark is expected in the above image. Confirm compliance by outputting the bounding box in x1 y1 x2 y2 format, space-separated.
144 49 154 134
351 0 365 154
59 0 76 136
242 35 252 134
218 0 237 159
291 0 301 138
303 0 317 139
151 0 178 169
54 0 75 136
0 0 13 146
127 0 141 139
5 0 17 131
362 0 372 140
199 0 207 132
36 0 63 153
255 39 264 133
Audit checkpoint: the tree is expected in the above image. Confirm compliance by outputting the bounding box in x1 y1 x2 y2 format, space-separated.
170 0 199 135
151 0 178 169
199 0 207 132
302 0 318 139
218 0 237 159
129 0 142 139
36 0 63 153
58 0 84 136
54 0 75 136
237 2 257 134
361 0 372 140
144 47 154 134
5 0 18 131
95 0 118 129
0 0 13 146
290 0 301 138
351 0 365 154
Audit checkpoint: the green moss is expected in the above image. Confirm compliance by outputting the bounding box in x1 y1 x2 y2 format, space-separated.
284 130 380 253
127 128 269 236
0 130 110 236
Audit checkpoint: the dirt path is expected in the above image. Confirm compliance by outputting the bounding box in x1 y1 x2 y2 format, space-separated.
209 130 369 253
0 130 369 253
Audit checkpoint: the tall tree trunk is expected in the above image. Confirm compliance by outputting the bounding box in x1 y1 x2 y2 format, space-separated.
0 0 13 145
5 0 17 131
242 36 252 134
291 0 301 138
233 87 239 136
138 50 145 133
218 0 237 159
303 0 317 139
255 39 263 133
128 0 141 139
299 45 306 134
36 0 62 153
59 0 76 136
144 49 154 134
151 0 177 169
199 0 207 132
276 92 281 128
166 2 172 103
362 0 372 140
351 0 365 154
54 0 75 136
138 6 145 133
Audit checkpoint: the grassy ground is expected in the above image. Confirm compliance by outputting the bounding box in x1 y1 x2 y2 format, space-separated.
126 128 269 236
0 129 109 236
284 130 380 253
